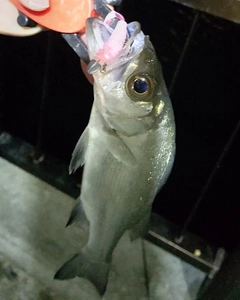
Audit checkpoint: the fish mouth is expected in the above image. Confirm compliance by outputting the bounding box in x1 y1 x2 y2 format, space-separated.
86 11 145 75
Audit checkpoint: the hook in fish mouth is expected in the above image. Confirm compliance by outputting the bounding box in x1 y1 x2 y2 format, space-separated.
86 11 141 74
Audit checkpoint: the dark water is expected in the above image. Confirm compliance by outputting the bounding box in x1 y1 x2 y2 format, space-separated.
1 0 240 250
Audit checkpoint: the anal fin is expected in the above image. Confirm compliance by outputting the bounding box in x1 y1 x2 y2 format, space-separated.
66 198 89 231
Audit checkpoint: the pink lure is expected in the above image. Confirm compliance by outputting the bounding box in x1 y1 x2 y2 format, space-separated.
94 11 127 65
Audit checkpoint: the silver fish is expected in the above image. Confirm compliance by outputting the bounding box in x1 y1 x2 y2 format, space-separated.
55 13 175 295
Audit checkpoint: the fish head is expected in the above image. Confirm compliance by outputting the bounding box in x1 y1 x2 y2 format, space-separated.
86 12 169 133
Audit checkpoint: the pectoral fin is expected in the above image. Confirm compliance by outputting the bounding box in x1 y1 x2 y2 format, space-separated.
69 127 89 174
90 104 136 166
102 129 136 166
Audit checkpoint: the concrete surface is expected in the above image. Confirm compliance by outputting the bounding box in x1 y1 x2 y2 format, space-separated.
0 157 205 299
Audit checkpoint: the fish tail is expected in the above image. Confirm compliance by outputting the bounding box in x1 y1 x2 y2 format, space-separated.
54 249 110 296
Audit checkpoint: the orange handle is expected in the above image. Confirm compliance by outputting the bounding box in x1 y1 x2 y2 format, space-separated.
10 0 98 33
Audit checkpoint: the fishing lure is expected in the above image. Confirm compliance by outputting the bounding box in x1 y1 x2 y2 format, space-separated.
8 0 123 63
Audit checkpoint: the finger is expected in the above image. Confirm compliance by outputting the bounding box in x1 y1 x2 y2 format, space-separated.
0 0 43 36
80 60 94 85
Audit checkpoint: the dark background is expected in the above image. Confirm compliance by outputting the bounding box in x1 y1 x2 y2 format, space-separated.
0 0 240 251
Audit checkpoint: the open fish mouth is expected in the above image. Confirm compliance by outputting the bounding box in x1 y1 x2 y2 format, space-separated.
86 11 145 75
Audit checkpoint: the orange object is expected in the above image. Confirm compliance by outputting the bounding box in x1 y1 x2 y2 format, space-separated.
10 0 98 33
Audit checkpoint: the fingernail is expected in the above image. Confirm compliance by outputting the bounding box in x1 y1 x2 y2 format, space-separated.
19 0 50 12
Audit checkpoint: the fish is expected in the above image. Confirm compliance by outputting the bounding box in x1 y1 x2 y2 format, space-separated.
54 11 176 296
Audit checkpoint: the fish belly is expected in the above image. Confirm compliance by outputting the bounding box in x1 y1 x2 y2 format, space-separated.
80 124 173 261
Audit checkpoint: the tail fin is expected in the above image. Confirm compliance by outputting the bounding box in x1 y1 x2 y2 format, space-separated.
54 250 110 296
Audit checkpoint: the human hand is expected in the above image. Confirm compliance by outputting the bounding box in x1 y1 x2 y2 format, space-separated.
0 0 94 84
0 0 43 36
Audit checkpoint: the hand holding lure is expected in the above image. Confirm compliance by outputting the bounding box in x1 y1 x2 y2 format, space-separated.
9 0 122 32
1 0 123 81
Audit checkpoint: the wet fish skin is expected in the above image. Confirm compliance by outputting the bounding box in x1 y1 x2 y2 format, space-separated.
55 19 175 295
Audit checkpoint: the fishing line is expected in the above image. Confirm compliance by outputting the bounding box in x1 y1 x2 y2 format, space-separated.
0 48 4 132
32 30 52 164
169 11 200 96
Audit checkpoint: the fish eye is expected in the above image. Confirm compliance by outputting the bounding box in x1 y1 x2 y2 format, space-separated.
134 78 148 94
126 73 155 101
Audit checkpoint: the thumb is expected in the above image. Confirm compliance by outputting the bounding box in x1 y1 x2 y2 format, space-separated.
80 60 94 85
